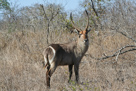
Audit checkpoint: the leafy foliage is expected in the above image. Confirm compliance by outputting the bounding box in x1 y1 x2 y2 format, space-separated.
0 0 10 10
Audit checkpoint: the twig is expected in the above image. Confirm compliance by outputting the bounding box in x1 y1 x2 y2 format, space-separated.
115 49 121 62
115 45 136 62
116 30 136 43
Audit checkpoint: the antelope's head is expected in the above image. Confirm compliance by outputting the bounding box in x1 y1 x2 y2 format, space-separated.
70 10 91 44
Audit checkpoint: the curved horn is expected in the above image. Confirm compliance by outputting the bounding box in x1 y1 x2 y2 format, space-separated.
84 10 89 31
70 13 82 32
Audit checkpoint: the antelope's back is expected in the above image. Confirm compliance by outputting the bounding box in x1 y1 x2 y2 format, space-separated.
43 42 76 65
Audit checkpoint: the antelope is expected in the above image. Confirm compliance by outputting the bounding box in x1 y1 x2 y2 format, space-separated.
43 10 91 88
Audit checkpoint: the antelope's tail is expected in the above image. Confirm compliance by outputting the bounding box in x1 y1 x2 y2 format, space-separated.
43 53 49 69
42 61 48 69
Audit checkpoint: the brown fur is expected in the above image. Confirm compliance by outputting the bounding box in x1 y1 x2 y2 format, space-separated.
43 31 89 87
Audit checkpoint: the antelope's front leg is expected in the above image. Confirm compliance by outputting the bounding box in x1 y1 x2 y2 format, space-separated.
74 64 79 83
68 65 73 83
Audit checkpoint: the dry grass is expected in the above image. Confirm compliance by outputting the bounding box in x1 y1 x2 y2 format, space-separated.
0 30 136 91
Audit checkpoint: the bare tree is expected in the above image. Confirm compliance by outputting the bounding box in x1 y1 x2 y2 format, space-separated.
87 0 136 62
40 4 60 44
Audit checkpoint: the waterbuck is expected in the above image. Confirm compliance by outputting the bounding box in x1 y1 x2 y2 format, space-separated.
43 10 91 87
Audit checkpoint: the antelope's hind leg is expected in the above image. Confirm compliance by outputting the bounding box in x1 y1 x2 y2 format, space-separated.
46 65 50 88
46 62 57 88
42 61 48 69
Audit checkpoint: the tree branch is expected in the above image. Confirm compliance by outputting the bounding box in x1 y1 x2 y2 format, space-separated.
40 4 49 44
50 8 59 21
86 45 136 60
90 0 98 17
40 4 49 21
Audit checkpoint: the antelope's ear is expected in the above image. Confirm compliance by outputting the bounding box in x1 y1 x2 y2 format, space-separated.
73 29 80 34
87 27 91 33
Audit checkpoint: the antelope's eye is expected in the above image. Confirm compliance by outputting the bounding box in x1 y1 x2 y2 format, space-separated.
79 34 82 38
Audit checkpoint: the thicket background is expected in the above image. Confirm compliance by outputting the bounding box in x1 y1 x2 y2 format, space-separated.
0 0 136 91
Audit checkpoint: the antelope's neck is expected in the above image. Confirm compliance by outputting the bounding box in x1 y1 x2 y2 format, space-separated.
75 40 89 59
